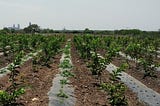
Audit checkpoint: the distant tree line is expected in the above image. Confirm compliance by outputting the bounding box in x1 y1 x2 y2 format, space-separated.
0 24 54 34
0 24 160 36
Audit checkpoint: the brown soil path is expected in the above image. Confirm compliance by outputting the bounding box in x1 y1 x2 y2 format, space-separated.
70 40 145 106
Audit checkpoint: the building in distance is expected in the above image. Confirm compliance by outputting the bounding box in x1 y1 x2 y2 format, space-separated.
5 24 20 30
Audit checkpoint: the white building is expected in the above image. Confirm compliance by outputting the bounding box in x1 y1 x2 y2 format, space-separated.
7 24 20 30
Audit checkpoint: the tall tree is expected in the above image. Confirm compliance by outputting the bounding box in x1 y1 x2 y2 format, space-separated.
24 24 40 34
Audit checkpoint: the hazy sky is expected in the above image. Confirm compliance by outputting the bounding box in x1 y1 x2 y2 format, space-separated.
0 0 160 31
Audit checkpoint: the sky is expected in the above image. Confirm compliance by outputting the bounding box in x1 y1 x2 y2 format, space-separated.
0 0 160 31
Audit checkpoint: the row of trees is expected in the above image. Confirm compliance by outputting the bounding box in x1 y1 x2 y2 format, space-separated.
0 24 54 34
0 25 160 35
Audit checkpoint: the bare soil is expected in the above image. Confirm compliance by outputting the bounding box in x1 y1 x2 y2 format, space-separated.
112 55 160 94
70 42 145 106
0 53 61 106
0 53 14 69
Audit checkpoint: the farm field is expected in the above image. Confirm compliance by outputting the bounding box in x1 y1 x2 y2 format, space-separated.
0 34 160 106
